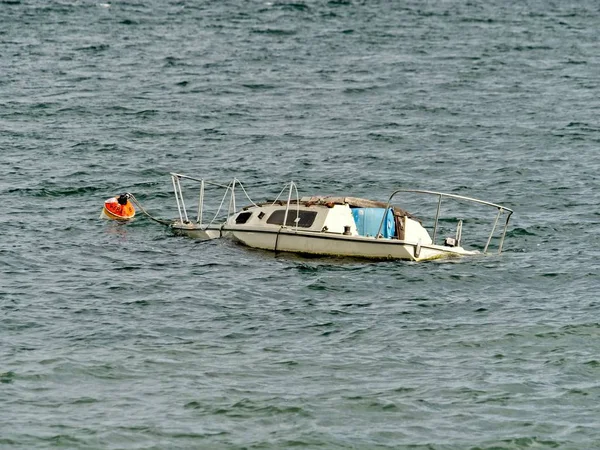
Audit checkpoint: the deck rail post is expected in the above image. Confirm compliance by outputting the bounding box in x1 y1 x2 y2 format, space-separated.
432 194 442 245
197 179 204 224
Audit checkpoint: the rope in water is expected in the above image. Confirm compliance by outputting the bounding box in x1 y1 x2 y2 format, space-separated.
128 193 172 226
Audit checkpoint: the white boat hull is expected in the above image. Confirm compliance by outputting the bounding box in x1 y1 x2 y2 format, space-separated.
168 222 477 261
223 226 477 261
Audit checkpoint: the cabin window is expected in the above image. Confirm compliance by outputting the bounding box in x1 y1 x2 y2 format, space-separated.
266 209 317 228
235 211 252 224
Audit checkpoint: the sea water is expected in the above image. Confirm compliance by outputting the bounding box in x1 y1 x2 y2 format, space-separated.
1 1 599 448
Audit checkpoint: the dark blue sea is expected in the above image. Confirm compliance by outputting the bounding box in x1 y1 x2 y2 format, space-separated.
1 1 599 448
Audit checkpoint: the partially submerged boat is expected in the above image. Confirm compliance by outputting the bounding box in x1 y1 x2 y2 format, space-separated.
152 173 513 262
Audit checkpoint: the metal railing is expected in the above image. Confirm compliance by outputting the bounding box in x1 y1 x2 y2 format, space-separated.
378 189 513 254
170 173 257 229
170 175 513 254
170 174 307 232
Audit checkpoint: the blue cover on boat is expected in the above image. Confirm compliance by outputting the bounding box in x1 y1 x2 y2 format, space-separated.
351 208 396 238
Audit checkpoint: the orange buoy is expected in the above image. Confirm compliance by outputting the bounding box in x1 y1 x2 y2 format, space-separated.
101 193 135 220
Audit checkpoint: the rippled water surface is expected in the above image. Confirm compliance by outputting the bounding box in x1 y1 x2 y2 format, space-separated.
1 1 600 448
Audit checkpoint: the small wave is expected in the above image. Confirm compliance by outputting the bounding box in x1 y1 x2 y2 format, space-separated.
513 45 554 51
566 388 588 396
303 321 334 329
320 329 339 337
206 397 310 417
130 130 162 138
0 371 16 383
57 105 93 114
30 102 56 109
368 400 399 411
133 109 159 117
70 397 98 405
562 121 599 132
7 186 100 197
106 105 134 113
252 28 297 36
277 2 310 12
340 302 372 308
506 227 536 237
164 56 188 67
184 401 203 409
75 44 110 52
273 359 299 366
472 436 563 449
561 323 600 336
306 279 354 293
242 83 276 90
367 132 404 143
460 17 495 24
343 86 379 94
43 435 82 446
540 272 567 278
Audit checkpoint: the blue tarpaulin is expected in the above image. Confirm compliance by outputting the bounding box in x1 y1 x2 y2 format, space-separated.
351 208 396 238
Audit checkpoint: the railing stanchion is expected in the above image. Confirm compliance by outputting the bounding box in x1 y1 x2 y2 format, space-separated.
197 179 204 224
228 179 237 216
484 208 502 254
172 175 185 224
498 210 511 254
282 182 294 229
432 195 442 245
178 177 189 223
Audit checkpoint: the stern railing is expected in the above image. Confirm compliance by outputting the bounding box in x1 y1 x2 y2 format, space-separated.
378 189 513 254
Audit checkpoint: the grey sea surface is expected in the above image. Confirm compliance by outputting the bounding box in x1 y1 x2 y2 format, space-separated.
1 1 599 449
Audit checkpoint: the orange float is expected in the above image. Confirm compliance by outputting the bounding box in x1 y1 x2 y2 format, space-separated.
101 193 135 220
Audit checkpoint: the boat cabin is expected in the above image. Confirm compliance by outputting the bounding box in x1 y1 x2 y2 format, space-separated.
231 196 433 245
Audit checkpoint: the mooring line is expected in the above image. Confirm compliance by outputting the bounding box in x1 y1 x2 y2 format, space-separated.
128 193 172 226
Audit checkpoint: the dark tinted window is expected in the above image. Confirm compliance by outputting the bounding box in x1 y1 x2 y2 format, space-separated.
266 209 317 228
235 211 252 224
